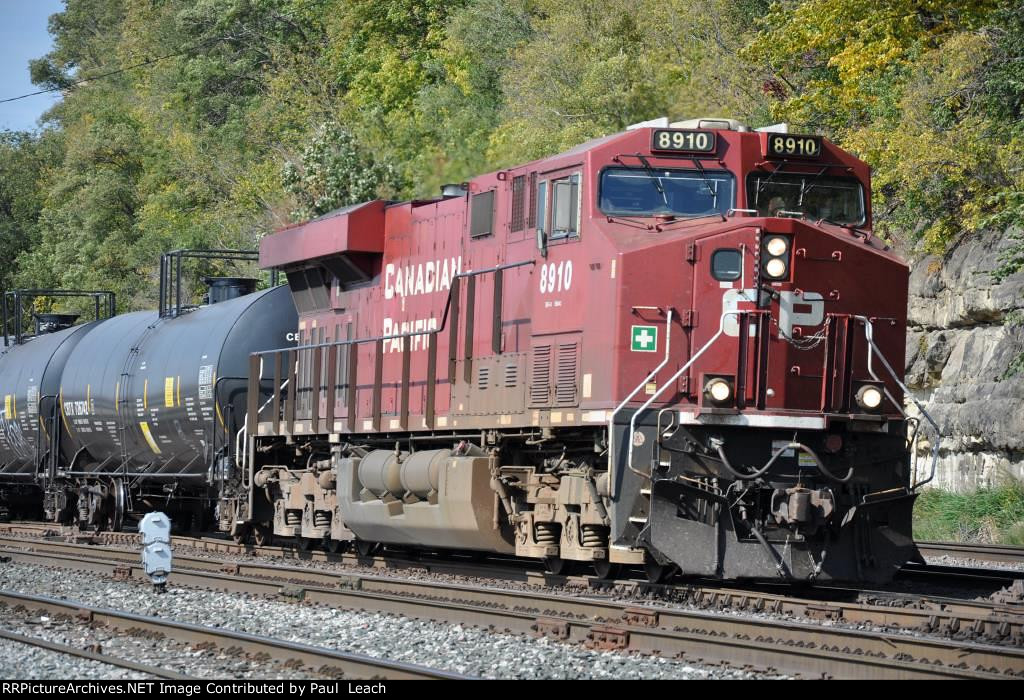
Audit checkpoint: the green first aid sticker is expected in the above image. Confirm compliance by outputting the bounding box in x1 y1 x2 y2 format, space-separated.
630 325 658 352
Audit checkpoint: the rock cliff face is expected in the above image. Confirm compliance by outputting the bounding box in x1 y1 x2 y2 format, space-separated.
904 229 1024 492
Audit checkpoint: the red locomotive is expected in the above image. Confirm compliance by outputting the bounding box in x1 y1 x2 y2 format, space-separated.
230 117 924 582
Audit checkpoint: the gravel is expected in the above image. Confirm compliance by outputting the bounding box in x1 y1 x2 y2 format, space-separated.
0 602 327 680
924 554 1024 572
0 561 780 679
4 530 1013 650
0 637 150 680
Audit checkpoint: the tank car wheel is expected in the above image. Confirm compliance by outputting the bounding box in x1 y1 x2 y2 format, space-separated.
108 478 127 532
592 559 621 580
355 540 378 558
543 557 573 576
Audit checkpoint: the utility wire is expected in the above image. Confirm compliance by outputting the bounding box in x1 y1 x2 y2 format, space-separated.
0 36 226 105
0 2 323 105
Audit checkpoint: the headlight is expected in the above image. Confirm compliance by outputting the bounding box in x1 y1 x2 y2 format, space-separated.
855 385 883 411
704 377 734 405
765 236 788 257
764 258 788 279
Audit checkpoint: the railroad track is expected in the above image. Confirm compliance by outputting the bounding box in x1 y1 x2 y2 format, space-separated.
6 521 1023 590
0 626 192 679
1 534 1021 642
0 589 467 680
918 541 1024 567
2 537 1023 679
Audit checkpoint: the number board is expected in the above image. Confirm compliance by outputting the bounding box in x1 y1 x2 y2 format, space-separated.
765 133 822 159
651 129 716 154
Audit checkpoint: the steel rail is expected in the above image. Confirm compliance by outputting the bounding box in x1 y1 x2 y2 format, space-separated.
0 628 192 679
2 542 1022 679
0 590 467 680
917 541 1024 567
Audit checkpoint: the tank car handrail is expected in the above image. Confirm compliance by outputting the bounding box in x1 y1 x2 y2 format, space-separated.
853 315 940 490
3 289 115 346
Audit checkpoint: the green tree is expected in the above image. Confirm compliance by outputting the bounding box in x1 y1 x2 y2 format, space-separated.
282 121 402 220
0 131 61 293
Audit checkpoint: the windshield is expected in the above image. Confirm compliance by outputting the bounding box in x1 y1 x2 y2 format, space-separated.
599 167 735 218
746 173 865 225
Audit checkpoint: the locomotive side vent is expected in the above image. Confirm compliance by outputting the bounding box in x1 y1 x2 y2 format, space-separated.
555 342 579 406
477 366 490 391
529 345 552 406
504 363 518 388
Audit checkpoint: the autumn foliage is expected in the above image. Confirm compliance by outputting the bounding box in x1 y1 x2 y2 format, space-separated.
0 0 1021 307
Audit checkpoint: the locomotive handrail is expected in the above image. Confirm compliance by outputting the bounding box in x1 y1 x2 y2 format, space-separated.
854 315 940 490
245 259 536 438
236 378 290 475
608 308 674 499
614 309 759 497
249 259 536 358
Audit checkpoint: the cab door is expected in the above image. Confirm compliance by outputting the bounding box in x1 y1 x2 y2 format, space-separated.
686 228 764 410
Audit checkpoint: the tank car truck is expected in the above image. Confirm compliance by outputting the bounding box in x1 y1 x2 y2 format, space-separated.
231 118 924 583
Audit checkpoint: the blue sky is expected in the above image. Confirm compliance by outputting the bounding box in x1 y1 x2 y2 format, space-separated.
0 0 65 131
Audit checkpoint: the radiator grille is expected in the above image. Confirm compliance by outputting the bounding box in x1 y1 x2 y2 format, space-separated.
529 345 551 406
555 342 579 406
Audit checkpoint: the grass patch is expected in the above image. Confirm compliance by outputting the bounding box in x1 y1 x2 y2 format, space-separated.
913 481 1024 544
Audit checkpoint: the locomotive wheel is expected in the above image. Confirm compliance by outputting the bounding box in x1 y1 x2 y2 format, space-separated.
592 559 620 580
543 557 573 576
231 523 251 545
643 555 673 584
325 538 348 554
355 540 378 558
295 536 317 552
253 525 272 547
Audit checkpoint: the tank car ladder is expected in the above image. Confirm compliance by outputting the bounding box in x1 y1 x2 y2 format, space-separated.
111 321 162 524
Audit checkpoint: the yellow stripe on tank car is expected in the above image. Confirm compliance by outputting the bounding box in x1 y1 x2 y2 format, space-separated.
143 379 149 411
164 377 175 408
3 395 11 420
176 376 181 408
86 385 91 414
59 388 71 435
213 371 226 431
115 381 120 417
139 421 162 455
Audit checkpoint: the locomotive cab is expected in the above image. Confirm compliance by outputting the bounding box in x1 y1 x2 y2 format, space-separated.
597 121 918 581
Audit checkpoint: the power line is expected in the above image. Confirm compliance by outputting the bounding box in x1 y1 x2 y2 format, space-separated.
0 38 225 105
0 2 323 105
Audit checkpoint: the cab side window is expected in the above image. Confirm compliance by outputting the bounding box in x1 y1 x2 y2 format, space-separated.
550 173 580 239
